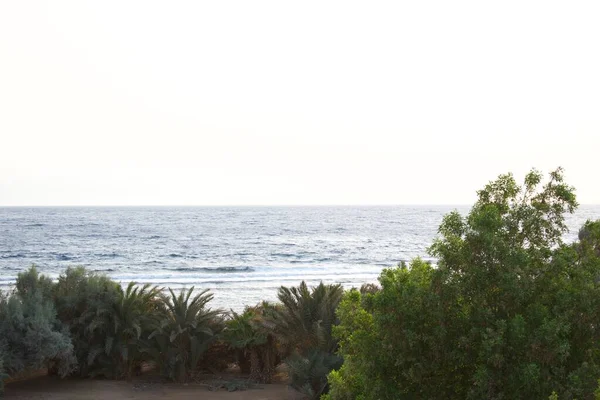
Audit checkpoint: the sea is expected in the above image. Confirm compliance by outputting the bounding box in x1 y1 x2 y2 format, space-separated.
1 206 599 310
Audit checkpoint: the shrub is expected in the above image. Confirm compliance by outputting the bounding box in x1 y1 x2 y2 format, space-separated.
287 348 342 399
52 266 120 377
15 265 54 300
0 267 77 391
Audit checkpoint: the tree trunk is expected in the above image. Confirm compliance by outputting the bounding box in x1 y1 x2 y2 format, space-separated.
261 349 274 384
249 349 261 382
238 352 251 374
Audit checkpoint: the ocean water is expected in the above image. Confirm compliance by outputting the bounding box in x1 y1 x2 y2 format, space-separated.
1 206 599 310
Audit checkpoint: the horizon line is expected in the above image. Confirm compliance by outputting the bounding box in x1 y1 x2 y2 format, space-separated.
1 203 600 208
0 203 473 208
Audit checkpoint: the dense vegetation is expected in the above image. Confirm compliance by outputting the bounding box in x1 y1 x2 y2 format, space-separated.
1 168 600 399
324 168 600 400
0 267 343 397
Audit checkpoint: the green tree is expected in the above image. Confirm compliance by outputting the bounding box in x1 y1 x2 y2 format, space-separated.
224 302 279 383
272 281 343 355
143 287 222 382
86 282 161 379
269 281 343 399
322 289 376 400
15 265 54 300
327 168 600 399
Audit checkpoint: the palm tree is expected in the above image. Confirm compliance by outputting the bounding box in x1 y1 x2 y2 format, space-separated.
224 302 279 383
86 282 161 379
143 287 222 383
270 281 343 355
266 281 344 399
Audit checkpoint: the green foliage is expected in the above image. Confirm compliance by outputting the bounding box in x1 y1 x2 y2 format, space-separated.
224 304 278 383
225 308 269 350
1 266 233 388
327 168 600 399
144 287 222 382
327 260 451 399
15 265 54 300
321 289 376 400
85 282 161 379
272 281 343 355
287 349 342 399
268 281 343 399
0 267 77 389
52 266 120 377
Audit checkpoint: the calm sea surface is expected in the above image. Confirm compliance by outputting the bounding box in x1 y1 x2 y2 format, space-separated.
1 206 599 310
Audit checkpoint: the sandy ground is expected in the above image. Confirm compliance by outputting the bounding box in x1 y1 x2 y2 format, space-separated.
3 374 297 400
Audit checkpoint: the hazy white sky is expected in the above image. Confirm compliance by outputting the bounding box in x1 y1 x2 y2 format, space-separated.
1 1 599 206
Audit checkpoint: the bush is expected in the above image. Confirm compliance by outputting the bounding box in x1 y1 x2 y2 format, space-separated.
326 168 600 399
15 265 54 300
287 349 342 399
0 267 77 392
0 267 234 389
52 267 120 377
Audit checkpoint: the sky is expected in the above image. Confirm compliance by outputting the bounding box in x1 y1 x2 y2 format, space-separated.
0 1 599 206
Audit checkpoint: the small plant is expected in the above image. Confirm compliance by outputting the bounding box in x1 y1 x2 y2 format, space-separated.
205 378 257 392
287 349 342 399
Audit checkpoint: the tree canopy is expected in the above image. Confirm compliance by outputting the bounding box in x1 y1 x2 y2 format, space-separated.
326 168 600 400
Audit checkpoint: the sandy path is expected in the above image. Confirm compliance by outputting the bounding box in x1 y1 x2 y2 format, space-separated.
3 376 294 400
